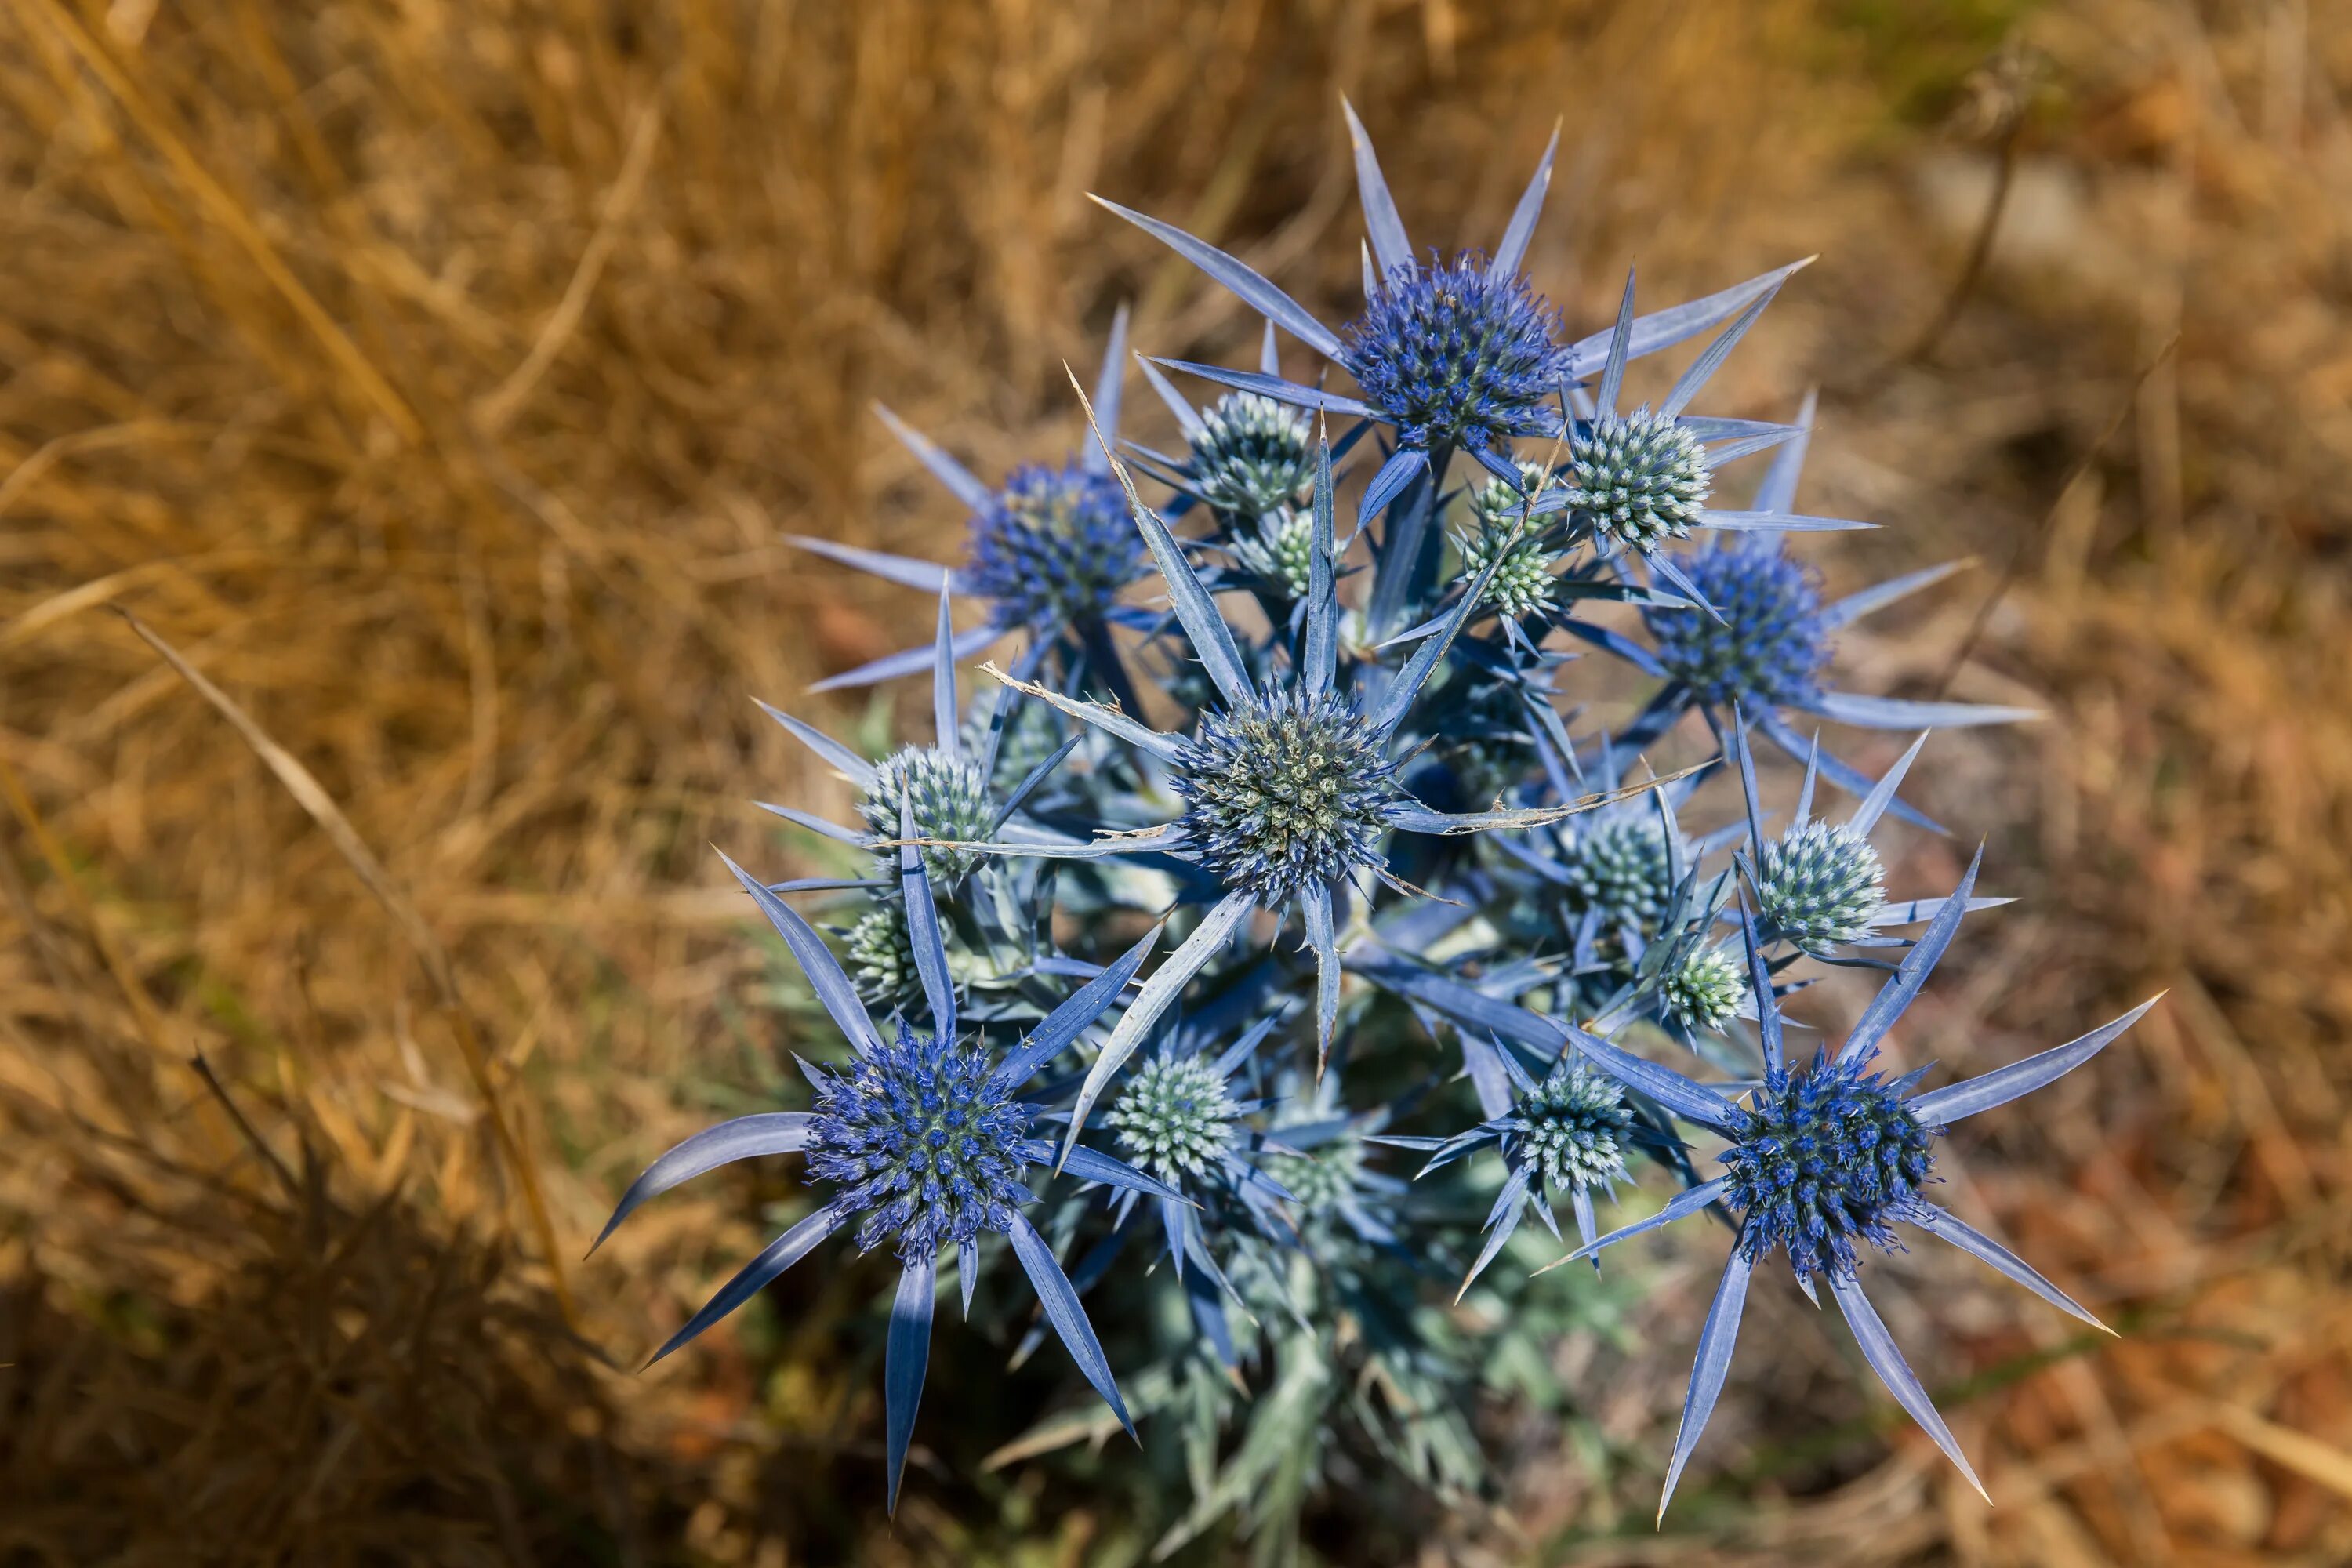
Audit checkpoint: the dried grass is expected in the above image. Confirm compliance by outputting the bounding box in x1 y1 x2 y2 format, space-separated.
0 1 2345 1563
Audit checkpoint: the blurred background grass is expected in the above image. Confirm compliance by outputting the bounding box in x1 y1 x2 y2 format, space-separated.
2 0 2347 1563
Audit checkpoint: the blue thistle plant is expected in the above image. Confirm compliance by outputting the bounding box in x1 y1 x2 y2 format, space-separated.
610 100 2160 1538
782 313 1153 702
597 790 1185 1511
1537 878 2163 1517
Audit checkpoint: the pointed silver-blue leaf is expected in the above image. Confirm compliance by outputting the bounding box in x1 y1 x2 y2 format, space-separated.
1534 1176 1730 1274
783 532 959 595
1750 387 1817 517
1007 1209 1134 1435
1657 1240 1755 1521
1490 122 1560 281
884 1253 936 1514
1907 994 2161 1125
1828 1271 1990 1501
809 623 1004 694
992 924 1163 1093
1341 98 1412 274
897 795 956 1038
593 1112 811 1250
1841 843 1982 1063
1911 1204 2112 1333
649 1203 844 1364
871 401 996 514
1809 691 2041 729
753 699 875 788
1082 302 1131 474
1091 195 1344 359
717 848 882 1055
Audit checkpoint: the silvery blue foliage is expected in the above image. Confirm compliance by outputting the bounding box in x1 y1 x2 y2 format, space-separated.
601 103 2160 1546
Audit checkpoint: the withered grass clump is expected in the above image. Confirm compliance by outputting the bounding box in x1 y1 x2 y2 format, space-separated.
2 0 2347 1562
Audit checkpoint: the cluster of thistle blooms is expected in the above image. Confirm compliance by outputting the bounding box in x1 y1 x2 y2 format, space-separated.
599 106 2161 1533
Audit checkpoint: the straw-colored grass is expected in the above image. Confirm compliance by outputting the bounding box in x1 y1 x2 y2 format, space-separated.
1 2 2345 1563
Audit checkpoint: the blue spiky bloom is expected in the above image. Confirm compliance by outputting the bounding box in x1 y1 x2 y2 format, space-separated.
1644 544 1831 710
1108 1052 1240 1183
1722 1045 1934 1281
1171 687 1396 906
858 744 996 880
1563 408 1711 550
964 461 1144 630
805 1018 1036 1258
1758 818 1886 949
1189 391 1317 519
1557 817 1676 928
1342 252 1571 452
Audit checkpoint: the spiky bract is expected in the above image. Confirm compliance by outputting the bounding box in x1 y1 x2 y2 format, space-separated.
1759 820 1886 949
1172 688 1395 905
1342 252 1571 452
1515 1062 1633 1192
964 461 1143 628
1191 392 1316 519
1660 946 1746 1033
804 1020 1034 1260
1107 1055 1240 1181
1643 545 1831 710
1563 408 1711 550
859 746 996 880
1723 1048 1936 1281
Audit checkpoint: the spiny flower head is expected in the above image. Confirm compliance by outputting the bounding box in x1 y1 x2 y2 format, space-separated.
1107 1054 1240 1181
1189 392 1316 519
1513 1061 1633 1192
1172 687 1396 905
1644 545 1831 710
1271 1133 1367 1215
1558 818 1675 928
858 746 995 880
1723 1047 1936 1281
964 460 1144 628
1228 507 1316 599
846 906 919 1010
1563 408 1711 550
1342 252 1571 452
1759 819 1886 950
1454 488 1559 622
804 1019 1035 1260
1660 945 1746 1033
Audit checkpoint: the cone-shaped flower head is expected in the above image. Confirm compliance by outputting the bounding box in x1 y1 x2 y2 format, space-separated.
1107 1054 1241 1183
1515 1061 1634 1192
858 746 996 881
1659 944 1747 1033
1644 544 1831 710
1559 817 1677 929
846 906 920 1010
1342 252 1571 452
805 1019 1036 1260
1563 408 1711 550
1189 391 1317 519
1456 466 1561 621
1272 1131 1368 1215
1722 1046 1936 1282
964 461 1144 630
1758 819 1886 950
1171 687 1396 906
1228 507 1317 599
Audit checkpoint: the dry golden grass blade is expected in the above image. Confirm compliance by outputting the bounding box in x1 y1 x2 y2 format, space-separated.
23 0 423 445
115 607 575 1327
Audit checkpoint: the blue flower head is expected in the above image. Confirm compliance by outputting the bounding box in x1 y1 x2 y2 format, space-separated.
1171 686 1397 906
597 813 1184 1512
1645 544 1832 711
963 460 1143 630
1722 1045 1935 1280
1343 250 1570 452
804 1017 1035 1258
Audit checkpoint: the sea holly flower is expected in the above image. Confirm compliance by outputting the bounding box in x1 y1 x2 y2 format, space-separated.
1381 1040 1641 1298
751 586 1081 886
1532 866 2163 1517
1727 720 2013 961
596 805 1181 1511
783 312 1153 702
1093 100 1810 632
1575 408 2038 825
1657 944 1747 1033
